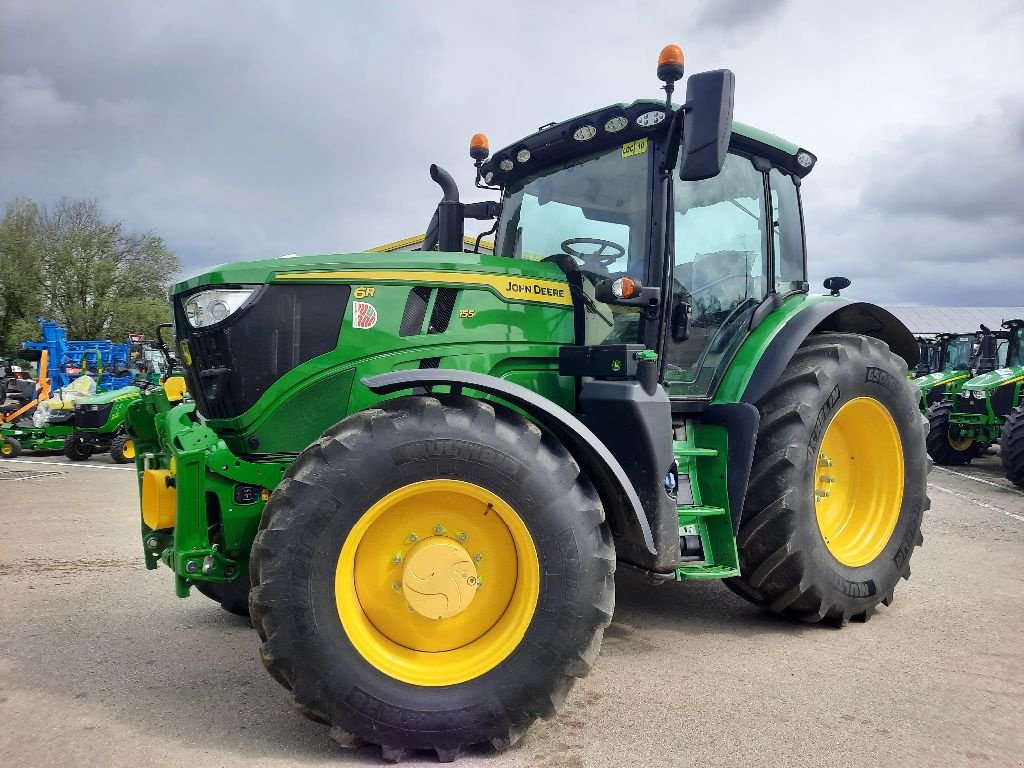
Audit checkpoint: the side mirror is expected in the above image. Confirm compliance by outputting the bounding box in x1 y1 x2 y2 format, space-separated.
671 301 691 342
823 276 851 296
679 69 735 182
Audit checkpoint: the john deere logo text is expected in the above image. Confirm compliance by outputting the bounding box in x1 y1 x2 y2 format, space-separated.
352 301 377 329
505 280 566 299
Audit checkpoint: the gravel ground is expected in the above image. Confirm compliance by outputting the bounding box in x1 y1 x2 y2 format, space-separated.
1 449 1022 768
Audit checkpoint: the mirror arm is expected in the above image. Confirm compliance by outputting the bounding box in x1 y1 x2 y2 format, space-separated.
661 104 690 175
464 201 500 220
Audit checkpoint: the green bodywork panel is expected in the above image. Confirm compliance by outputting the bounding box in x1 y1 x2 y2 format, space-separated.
176 252 575 453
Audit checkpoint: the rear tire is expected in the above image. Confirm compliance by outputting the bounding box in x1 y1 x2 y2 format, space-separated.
925 401 980 465
194 577 252 617
63 434 93 461
250 395 614 760
1000 405 1024 488
1 437 21 458
725 333 929 625
109 433 135 464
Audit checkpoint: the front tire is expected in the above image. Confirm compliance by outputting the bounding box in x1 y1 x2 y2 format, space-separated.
726 333 928 625
63 434 93 461
250 395 614 761
1 437 21 458
925 401 980 465
109 433 135 464
1001 405 1024 488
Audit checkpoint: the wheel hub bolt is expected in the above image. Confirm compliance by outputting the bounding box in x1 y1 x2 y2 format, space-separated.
407 533 418 543
434 524 445 534
819 475 836 484
392 554 403 564
457 532 468 542
146 537 160 549
185 560 199 574
392 581 402 591
474 553 483 563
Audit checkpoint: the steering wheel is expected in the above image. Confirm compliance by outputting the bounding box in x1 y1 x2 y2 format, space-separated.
561 238 626 272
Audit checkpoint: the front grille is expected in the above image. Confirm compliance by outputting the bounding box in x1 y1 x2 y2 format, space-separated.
176 283 350 420
955 395 988 416
75 402 113 429
428 288 459 334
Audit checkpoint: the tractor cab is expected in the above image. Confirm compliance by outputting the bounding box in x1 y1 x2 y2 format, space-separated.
915 331 977 410
474 82 817 402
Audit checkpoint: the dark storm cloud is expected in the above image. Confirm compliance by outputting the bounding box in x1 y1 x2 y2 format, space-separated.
0 2 452 269
805 99 1024 307
866 101 1024 223
1 0 1021 311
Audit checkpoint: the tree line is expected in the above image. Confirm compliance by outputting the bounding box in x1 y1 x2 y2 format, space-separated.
0 197 180 356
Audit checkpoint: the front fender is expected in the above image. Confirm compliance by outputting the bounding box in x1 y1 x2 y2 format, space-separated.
362 369 656 557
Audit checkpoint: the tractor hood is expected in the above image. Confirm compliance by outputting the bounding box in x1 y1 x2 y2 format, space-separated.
173 250 567 295
169 249 575 439
77 385 140 406
960 366 1024 392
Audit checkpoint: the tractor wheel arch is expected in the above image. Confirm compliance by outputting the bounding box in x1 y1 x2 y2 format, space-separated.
741 300 919 406
362 369 656 558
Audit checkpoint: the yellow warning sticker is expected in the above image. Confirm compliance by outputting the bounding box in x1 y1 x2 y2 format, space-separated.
621 138 648 158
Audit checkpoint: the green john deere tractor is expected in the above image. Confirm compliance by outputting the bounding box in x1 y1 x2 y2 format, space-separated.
126 47 929 761
914 331 976 411
927 319 1024 482
62 385 142 463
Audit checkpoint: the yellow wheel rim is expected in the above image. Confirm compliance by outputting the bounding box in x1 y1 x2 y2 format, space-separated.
335 479 540 686
1 442 11 456
122 439 135 460
947 432 973 451
815 397 904 567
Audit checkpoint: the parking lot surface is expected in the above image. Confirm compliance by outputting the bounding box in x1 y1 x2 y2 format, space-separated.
1 451 1022 767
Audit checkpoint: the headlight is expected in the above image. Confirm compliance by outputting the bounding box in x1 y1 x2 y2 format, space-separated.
970 390 986 399
182 289 254 328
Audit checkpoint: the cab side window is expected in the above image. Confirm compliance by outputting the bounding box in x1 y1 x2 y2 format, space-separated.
769 169 806 293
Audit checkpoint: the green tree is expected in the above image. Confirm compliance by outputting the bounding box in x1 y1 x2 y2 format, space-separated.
39 198 180 339
0 198 45 355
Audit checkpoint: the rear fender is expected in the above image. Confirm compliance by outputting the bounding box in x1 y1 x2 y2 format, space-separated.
362 369 657 558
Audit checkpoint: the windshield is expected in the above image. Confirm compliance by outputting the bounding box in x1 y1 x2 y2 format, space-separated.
495 144 652 344
946 336 974 370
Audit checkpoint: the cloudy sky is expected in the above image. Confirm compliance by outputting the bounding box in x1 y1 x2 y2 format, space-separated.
2 0 1022 305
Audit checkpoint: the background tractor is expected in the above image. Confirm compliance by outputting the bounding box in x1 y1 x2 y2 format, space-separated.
927 319 1024 483
914 331 976 411
125 46 928 762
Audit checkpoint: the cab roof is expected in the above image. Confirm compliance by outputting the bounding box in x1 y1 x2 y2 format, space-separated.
478 99 815 189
